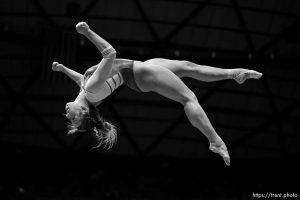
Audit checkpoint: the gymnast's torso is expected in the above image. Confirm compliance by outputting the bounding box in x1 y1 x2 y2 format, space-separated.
81 58 177 105
81 58 141 106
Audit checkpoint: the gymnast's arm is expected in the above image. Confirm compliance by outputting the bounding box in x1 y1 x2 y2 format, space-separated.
75 22 116 90
51 62 83 87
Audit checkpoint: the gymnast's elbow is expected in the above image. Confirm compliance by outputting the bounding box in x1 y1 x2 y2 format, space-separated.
108 48 117 59
102 46 117 59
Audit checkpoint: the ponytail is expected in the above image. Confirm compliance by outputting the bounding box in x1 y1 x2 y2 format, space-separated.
93 120 117 149
66 103 117 149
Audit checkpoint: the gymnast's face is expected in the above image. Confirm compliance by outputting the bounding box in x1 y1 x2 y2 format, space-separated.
65 101 87 127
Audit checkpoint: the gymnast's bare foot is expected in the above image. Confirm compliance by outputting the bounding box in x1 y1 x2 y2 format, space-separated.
232 69 263 84
209 140 230 166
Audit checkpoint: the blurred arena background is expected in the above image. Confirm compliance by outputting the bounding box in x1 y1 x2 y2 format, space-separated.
0 0 299 199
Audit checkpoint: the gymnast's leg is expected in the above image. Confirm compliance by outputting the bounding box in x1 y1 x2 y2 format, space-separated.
136 65 230 166
174 60 262 84
145 59 262 84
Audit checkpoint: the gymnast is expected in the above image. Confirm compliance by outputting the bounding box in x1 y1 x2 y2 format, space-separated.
52 22 262 166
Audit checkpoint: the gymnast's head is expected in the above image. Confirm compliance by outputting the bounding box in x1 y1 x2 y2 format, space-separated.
65 98 117 149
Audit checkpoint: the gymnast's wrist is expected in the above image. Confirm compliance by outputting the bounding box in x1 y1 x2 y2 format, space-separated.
60 65 67 73
83 29 95 37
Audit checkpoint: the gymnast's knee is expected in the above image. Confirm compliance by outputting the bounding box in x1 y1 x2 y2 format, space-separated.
176 60 194 67
181 92 198 106
175 60 196 76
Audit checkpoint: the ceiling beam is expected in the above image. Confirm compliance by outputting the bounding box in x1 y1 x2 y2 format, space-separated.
258 19 300 53
231 0 255 52
0 75 68 148
228 100 299 150
30 0 56 27
69 0 100 29
0 78 36 134
150 0 300 19
164 0 211 42
261 77 286 157
0 12 274 37
133 0 161 42
80 0 99 17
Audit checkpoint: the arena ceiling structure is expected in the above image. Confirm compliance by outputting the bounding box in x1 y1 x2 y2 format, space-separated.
0 0 300 160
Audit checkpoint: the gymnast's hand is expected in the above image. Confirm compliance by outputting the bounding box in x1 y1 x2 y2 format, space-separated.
52 61 64 72
76 22 90 35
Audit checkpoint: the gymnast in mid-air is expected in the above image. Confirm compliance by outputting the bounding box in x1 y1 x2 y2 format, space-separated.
52 22 262 166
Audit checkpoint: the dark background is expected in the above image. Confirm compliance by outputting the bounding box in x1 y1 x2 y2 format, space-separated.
0 0 299 199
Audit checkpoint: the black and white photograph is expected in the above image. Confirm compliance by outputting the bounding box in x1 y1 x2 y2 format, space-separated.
0 0 299 199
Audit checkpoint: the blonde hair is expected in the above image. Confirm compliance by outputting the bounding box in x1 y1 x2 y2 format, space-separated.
66 104 117 149
92 120 117 149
